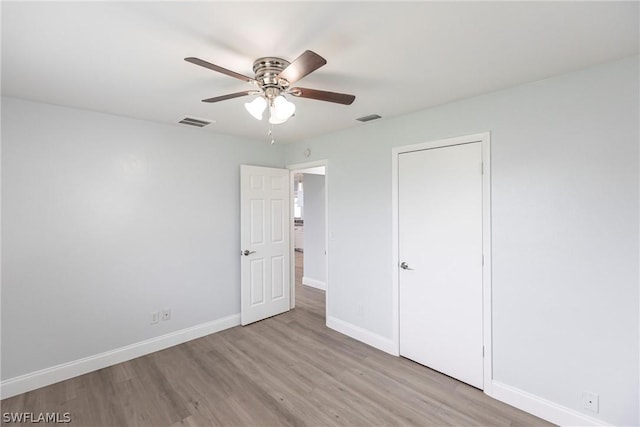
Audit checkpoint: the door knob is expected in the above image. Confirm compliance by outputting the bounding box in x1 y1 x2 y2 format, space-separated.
242 250 256 256
400 262 413 270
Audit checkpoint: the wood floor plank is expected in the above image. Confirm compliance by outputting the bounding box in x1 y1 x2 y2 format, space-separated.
1 253 554 426
210 334 342 426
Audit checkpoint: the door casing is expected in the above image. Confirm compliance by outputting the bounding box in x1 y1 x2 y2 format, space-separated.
391 132 493 394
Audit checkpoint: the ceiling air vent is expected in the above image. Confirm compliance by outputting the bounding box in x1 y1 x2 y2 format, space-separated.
356 114 382 123
179 117 212 127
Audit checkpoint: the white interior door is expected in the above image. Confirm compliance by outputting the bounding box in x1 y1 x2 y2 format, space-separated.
398 142 484 389
241 165 290 326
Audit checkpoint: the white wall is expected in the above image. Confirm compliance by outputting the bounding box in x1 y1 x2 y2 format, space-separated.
302 173 326 289
1 97 283 381
284 56 639 426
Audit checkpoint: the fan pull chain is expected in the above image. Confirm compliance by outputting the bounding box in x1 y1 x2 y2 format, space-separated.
268 125 275 145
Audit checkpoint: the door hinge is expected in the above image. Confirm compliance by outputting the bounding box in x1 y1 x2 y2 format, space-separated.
481 162 484 175
483 346 485 357
482 254 484 266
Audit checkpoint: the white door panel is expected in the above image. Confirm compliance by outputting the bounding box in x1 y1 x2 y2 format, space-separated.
399 142 484 389
241 165 290 325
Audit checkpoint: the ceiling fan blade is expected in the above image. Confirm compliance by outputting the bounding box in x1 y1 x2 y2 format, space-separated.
277 50 327 85
289 87 356 105
202 91 254 103
185 57 256 84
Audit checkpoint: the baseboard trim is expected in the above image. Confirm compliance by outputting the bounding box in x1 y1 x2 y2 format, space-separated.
326 316 397 356
490 381 608 426
302 276 326 290
0 314 241 399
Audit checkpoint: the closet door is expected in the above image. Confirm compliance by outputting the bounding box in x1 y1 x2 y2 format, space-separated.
398 142 484 389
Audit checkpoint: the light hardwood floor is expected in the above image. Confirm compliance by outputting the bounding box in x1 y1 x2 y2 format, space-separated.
1 253 552 426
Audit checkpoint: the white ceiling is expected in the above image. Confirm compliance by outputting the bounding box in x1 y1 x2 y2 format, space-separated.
2 1 638 144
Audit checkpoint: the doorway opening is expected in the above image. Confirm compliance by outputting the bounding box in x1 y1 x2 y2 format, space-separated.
289 162 328 321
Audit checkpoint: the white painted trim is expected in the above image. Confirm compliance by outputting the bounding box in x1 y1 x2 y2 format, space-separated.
391 132 492 390
288 171 297 309
327 316 397 356
490 381 608 426
391 147 400 357
302 276 327 291
393 132 489 154
481 135 493 395
286 160 329 171
287 159 329 324
0 314 240 399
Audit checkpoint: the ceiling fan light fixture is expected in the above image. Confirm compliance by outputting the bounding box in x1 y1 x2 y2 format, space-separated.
269 95 295 124
268 106 287 125
244 96 267 120
187 50 354 131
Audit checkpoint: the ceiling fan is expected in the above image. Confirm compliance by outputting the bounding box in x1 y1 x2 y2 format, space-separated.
185 50 356 125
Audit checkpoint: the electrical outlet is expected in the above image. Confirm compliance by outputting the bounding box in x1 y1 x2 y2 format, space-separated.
582 391 599 413
356 303 364 317
161 308 171 321
150 311 159 325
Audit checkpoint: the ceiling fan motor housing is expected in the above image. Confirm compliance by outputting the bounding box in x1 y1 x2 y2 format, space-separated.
253 57 291 96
